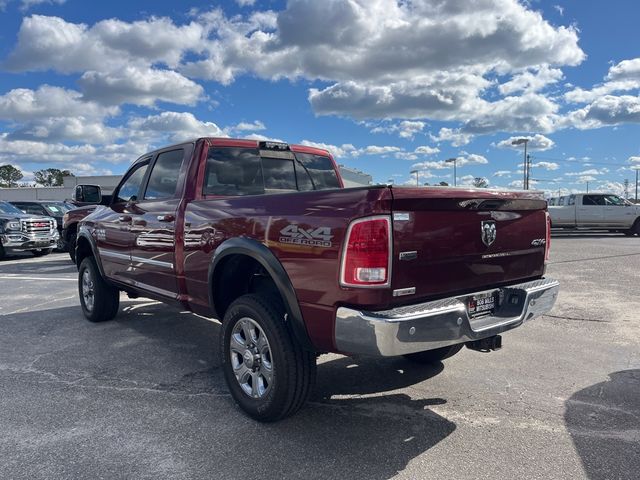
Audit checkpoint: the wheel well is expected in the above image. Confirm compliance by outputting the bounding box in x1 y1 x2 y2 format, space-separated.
75 235 93 269
65 222 77 241
212 254 281 319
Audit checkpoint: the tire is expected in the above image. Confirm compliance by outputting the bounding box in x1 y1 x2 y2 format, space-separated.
221 294 316 422
78 256 119 322
403 343 464 365
31 249 52 257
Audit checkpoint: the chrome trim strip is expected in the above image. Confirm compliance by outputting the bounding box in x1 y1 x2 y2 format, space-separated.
99 249 130 261
99 249 173 269
131 255 173 269
335 277 559 356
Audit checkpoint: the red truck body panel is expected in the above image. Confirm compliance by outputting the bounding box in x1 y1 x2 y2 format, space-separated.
80 138 548 353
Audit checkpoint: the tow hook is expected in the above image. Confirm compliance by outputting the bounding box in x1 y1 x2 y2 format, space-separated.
466 335 502 352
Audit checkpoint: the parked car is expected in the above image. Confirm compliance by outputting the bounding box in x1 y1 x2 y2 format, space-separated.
10 201 73 250
0 200 59 259
74 138 559 421
548 193 640 235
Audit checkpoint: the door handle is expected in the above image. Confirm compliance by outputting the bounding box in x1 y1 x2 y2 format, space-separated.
157 214 175 222
118 215 132 223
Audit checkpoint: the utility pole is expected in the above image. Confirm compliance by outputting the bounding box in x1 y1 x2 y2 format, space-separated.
586 181 589 193
512 138 530 189
636 168 639 203
624 179 629 199
526 154 531 189
444 157 457 186
410 170 419 186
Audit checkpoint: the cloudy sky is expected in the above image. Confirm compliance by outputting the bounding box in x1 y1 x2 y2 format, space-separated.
0 0 639 195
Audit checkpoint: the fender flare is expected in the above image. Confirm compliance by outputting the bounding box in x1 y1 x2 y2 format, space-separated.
208 237 315 351
76 226 106 277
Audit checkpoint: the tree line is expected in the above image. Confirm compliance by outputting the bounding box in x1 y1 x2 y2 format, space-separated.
0 165 75 188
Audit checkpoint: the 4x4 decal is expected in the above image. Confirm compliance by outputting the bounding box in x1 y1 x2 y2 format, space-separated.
279 224 333 248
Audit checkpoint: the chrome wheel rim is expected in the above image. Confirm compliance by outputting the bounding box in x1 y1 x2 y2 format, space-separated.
229 317 273 398
81 269 95 312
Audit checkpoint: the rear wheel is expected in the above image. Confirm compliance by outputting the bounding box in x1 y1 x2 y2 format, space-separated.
403 343 464 364
625 219 640 236
78 256 119 322
31 249 52 257
221 294 316 422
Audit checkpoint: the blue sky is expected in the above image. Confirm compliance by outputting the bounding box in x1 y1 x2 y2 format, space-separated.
1 0 639 196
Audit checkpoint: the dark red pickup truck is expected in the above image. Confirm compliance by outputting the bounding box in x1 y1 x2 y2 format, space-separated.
75 138 559 421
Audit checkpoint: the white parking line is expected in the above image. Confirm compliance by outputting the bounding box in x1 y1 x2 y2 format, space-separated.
0 276 76 282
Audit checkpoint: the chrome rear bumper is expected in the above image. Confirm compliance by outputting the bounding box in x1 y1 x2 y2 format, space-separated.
335 277 559 356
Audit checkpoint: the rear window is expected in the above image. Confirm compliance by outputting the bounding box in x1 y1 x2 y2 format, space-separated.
294 152 341 190
204 147 340 196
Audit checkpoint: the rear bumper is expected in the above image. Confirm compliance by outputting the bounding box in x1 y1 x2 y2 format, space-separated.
335 277 559 356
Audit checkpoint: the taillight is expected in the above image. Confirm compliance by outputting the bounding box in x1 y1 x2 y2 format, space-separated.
340 216 391 287
545 211 551 261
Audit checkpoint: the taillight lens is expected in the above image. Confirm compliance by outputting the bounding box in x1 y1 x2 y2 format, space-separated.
340 216 391 287
545 211 551 261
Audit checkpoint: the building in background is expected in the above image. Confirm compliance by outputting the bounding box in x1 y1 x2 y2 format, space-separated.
338 165 372 187
0 175 120 201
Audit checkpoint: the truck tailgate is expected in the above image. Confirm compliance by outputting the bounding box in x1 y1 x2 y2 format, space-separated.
391 188 547 301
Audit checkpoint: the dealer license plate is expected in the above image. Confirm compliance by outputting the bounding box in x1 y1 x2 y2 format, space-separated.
468 292 496 318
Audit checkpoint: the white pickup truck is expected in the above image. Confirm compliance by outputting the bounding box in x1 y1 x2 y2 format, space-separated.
548 193 640 235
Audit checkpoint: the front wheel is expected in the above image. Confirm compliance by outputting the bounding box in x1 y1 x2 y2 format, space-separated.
78 257 119 322
403 343 464 365
221 294 316 422
31 249 52 257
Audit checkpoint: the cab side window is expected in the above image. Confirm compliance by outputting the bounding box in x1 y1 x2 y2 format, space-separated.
583 195 605 206
115 162 149 204
144 149 185 200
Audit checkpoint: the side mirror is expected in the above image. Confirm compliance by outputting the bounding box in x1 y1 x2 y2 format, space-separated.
73 184 102 204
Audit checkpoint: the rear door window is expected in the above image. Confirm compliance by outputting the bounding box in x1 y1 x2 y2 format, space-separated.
583 195 605 206
204 147 264 196
144 149 184 200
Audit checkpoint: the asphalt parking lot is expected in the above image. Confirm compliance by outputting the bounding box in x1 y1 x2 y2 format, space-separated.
1 235 638 480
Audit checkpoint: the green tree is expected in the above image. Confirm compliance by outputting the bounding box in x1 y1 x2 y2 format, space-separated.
0 164 24 187
33 168 75 187
472 177 489 188
438 181 449 186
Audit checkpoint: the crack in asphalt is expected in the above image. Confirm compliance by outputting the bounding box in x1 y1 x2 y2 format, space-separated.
544 314 611 323
548 252 640 264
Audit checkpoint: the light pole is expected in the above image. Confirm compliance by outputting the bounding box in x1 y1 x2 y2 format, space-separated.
512 138 530 189
410 170 419 186
444 157 458 186
633 166 639 202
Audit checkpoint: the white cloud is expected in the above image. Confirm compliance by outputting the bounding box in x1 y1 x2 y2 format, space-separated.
231 120 266 132
493 170 512 177
361 145 403 156
79 66 204 106
629 156 640 163
532 161 559 171
235 0 256 6
496 134 555 151
299 140 356 159
563 95 640 129
412 153 488 171
128 111 226 143
498 66 564 95
0 85 116 121
20 0 66 10
414 146 440 155
430 127 473 147
5 14 205 73
371 120 426 139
